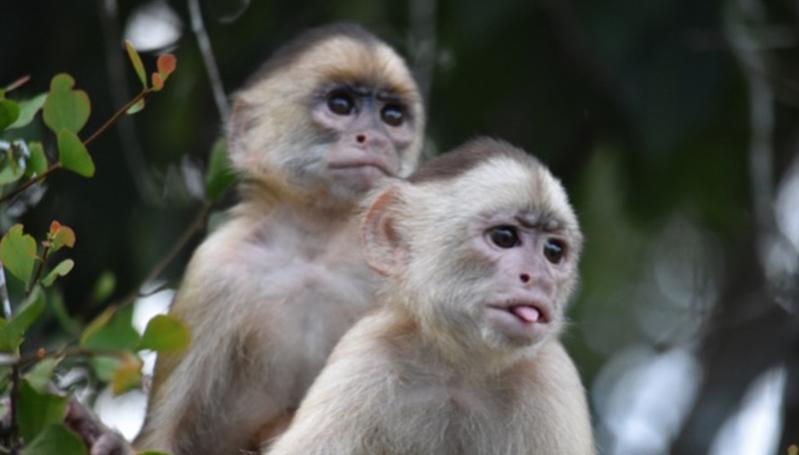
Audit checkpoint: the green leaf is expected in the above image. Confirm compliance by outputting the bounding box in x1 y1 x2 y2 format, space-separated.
0 99 20 130
79 306 113 347
57 129 95 177
47 221 76 253
91 271 116 303
126 98 145 115
18 381 68 443
138 314 190 353
125 40 147 89
21 423 86 455
42 74 91 135
25 142 48 178
0 286 46 351
111 353 142 394
80 305 140 350
24 357 60 393
41 259 74 287
205 139 236 201
0 148 26 185
0 224 37 286
8 92 47 129
90 355 121 382
48 290 80 335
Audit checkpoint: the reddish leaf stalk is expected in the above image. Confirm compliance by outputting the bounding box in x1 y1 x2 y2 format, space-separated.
27 244 51 294
82 89 149 147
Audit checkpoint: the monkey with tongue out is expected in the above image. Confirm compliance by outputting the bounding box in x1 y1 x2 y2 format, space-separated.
267 138 595 455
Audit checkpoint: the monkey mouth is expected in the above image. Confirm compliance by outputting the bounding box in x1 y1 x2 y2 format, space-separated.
328 158 393 177
487 302 549 325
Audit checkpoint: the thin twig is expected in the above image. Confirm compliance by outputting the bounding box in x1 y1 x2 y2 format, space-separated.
112 202 211 309
3 76 30 93
139 202 211 290
726 0 775 238
188 0 230 122
409 0 438 104
0 164 62 205
83 90 149 147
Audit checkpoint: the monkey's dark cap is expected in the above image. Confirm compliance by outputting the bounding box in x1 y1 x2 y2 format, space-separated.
409 137 539 184
245 23 382 87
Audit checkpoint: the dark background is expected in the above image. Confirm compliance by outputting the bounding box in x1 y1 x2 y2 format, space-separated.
2 1 798 453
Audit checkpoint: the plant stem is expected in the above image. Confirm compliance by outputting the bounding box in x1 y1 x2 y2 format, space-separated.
188 0 230 121
0 164 62 205
27 245 50 294
83 89 149 147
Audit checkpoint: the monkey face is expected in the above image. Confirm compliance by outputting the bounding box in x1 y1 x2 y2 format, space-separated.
470 212 576 348
227 30 424 204
307 83 419 196
404 208 579 353
395 147 582 354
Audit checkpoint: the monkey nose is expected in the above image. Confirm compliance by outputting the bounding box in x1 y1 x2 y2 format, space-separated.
354 131 389 150
519 273 531 284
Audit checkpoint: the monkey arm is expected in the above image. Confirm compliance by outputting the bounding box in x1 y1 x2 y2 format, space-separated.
135 223 294 454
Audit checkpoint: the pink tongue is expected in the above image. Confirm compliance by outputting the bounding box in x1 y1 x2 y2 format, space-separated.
510 305 540 323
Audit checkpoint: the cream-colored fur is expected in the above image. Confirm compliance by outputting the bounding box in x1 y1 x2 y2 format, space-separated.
135 25 424 455
268 140 595 455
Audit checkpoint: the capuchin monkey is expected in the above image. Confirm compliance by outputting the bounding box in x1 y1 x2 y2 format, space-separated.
131 24 425 455
267 138 595 455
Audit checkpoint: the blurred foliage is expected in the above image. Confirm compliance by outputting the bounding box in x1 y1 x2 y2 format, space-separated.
1 0 798 454
0 41 188 453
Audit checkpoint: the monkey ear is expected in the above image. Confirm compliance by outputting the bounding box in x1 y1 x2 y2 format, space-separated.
362 186 409 276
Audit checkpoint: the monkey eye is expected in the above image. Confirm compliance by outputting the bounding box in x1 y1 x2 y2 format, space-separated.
381 104 405 126
543 239 566 264
327 91 355 116
488 226 520 249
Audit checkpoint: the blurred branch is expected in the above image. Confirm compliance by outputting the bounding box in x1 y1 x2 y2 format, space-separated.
0 262 10 319
727 0 775 250
537 0 634 181
672 0 799 452
135 201 210 294
409 0 437 104
111 201 211 309
188 0 230 122
671 241 796 453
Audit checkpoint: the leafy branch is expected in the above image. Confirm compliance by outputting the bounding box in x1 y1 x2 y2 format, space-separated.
0 42 176 205
0 41 186 455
